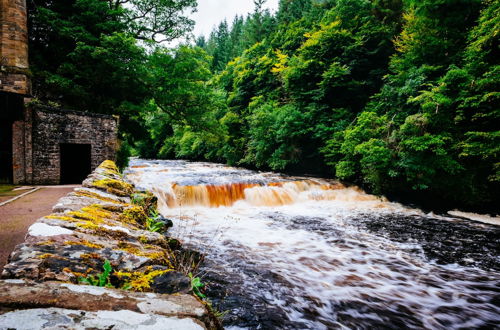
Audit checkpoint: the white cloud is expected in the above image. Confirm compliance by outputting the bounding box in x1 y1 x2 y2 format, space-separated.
191 0 280 38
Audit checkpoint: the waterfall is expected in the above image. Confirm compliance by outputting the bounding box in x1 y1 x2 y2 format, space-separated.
126 159 500 330
153 179 383 209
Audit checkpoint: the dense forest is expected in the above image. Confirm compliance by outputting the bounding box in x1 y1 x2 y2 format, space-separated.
27 0 499 211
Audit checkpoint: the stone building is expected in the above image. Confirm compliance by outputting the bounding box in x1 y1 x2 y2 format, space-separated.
12 106 118 184
1 0 118 184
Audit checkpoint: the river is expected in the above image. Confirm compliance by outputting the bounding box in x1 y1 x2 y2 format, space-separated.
125 159 500 329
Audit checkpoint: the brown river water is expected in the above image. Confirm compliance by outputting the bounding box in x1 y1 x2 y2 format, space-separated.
125 159 500 329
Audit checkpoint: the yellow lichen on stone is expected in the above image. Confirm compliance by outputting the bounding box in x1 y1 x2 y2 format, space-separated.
37 253 67 260
119 206 147 227
99 160 119 173
115 268 173 292
68 204 114 223
63 268 85 278
80 253 103 260
100 205 127 212
74 190 127 205
92 178 134 197
116 242 169 264
128 275 151 291
44 214 79 222
35 240 55 246
37 253 55 259
76 221 100 231
103 169 116 177
143 244 164 250
63 267 92 278
46 204 121 227
76 222 130 240
64 240 104 249
122 249 167 262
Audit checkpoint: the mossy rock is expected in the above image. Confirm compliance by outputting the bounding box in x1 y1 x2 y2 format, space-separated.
119 206 148 226
131 191 158 215
92 178 134 197
99 160 120 173
114 265 179 292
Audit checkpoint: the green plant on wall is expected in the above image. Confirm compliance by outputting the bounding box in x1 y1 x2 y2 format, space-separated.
79 259 114 288
131 192 165 232
146 208 165 233
189 272 206 299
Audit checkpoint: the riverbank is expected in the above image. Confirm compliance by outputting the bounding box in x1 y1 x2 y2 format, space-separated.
447 210 500 226
0 161 219 329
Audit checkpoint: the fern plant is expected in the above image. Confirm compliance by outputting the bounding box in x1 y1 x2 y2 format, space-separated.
188 272 206 299
79 259 114 288
146 209 165 233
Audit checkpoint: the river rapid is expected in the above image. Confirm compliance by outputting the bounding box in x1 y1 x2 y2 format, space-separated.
125 159 500 329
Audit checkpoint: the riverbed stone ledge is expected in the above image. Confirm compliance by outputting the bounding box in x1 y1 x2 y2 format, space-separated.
0 160 218 329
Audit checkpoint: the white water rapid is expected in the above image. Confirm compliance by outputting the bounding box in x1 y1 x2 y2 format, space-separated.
125 159 500 329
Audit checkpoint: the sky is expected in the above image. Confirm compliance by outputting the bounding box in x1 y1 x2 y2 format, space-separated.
190 0 280 39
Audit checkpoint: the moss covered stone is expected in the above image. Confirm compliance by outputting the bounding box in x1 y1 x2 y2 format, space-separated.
119 206 148 227
100 160 120 173
115 267 174 292
63 240 104 250
68 205 115 223
92 178 134 197
74 190 128 205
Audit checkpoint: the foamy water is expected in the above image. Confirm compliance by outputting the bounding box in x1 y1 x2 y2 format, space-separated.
126 159 500 329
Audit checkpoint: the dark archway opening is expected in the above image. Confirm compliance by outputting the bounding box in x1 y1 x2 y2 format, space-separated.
0 119 13 184
60 143 91 184
0 92 24 183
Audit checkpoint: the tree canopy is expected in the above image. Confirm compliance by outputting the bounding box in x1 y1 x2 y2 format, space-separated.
29 0 499 211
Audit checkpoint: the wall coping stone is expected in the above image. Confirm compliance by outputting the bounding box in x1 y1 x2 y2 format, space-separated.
0 160 220 329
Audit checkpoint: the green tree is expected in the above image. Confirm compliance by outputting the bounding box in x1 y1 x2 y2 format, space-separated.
276 0 313 25
211 20 232 71
140 46 227 160
324 0 495 208
28 0 198 150
28 0 196 112
122 0 197 43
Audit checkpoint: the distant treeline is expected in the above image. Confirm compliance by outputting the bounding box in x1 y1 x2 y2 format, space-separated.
29 0 499 211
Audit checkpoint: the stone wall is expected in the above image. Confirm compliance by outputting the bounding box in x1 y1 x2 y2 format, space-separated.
0 0 30 95
13 105 118 184
0 161 219 329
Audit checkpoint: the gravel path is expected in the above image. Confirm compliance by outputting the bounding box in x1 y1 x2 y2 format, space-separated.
0 186 76 272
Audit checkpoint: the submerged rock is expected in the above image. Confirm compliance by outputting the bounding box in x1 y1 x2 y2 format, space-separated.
356 213 500 271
